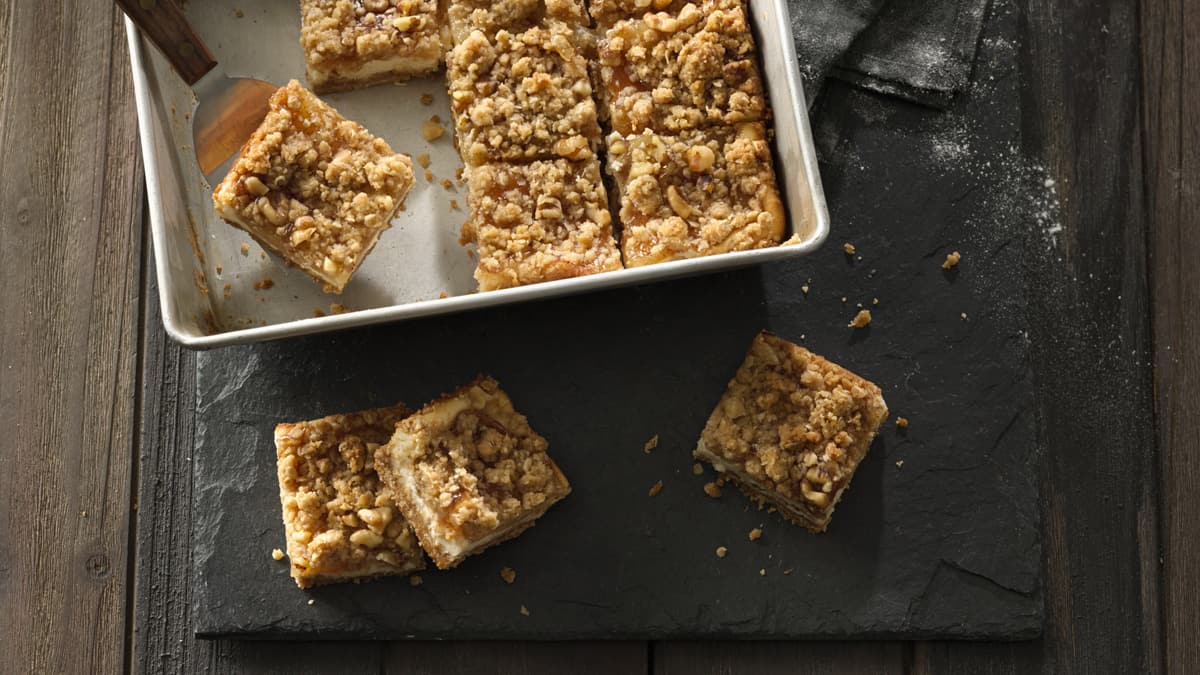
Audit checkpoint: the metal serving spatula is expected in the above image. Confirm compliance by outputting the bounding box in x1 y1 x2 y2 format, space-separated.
115 0 278 181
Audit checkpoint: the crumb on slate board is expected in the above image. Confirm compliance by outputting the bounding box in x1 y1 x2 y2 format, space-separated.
849 309 872 328
943 250 962 269
644 434 658 453
648 480 664 497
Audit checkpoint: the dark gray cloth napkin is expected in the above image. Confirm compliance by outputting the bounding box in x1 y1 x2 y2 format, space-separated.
788 0 992 108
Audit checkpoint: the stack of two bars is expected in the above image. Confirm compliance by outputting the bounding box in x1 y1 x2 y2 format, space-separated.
447 0 625 290
276 377 571 587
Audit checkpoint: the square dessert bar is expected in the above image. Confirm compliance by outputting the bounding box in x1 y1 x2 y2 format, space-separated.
375 377 572 569
275 405 426 588
447 0 588 46
213 80 414 294
597 0 767 135
461 157 622 290
447 22 602 167
300 0 445 93
605 122 785 267
695 333 889 533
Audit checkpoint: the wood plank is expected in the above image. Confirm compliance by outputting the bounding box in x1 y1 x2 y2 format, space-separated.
0 2 144 673
1143 0 1200 671
921 0 1162 670
654 642 904 675
381 642 647 675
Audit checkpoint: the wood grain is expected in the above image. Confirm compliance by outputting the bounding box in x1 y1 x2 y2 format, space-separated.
381 642 647 674
654 642 905 675
1143 0 1200 671
0 2 143 673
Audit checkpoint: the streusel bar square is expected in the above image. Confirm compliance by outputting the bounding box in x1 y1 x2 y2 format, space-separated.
375 377 572 569
605 122 785 267
461 158 622 290
447 22 601 167
695 333 889 533
300 0 445 93
275 405 426 588
213 80 413 293
597 0 767 135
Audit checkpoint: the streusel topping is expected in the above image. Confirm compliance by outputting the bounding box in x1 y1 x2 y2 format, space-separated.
598 0 766 135
700 333 888 514
392 377 570 540
447 22 601 166
276 406 424 586
606 123 784 266
212 80 413 292
462 158 622 290
300 0 443 68
447 0 588 44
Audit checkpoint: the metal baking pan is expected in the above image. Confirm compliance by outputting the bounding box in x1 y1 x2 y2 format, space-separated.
125 0 829 349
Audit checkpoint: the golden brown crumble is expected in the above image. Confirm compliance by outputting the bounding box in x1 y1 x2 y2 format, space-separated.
703 481 722 498
409 574 424 586
848 309 871 328
597 0 766 135
275 405 426 588
896 417 909 429
520 605 531 616
422 117 446 141
643 434 659 452
943 250 962 269
424 168 435 182
461 158 622 290
715 546 727 558
330 302 348 314
420 93 435 105
240 243 250 255
375 376 572 569
747 527 762 541
299 0 443 93
758 568 765 576
606 123 784 267
500 566 517 584
416 153 431 168
843 243 856 255
272 548 285 561
447 22 601 166
648 480 664 497
448 0 588 45
213 81 413 294
694 332 889 533
692 462 704 475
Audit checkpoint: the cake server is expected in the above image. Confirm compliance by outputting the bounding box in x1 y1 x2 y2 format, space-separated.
115 0 277 180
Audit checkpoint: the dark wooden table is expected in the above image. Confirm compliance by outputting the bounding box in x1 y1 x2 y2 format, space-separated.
2 0 1196 672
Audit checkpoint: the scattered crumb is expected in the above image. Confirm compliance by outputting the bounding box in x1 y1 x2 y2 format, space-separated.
455 167 464 181
253 278 274 290
961 312 969 320
843 242 856 255
440 178 455 191
223 283 232 298
643 434 659 453
439 291 449 299
841 296 847 303
416 153 431 168
703 482 722 498
873 297 879 305
848 309 872 328
240 243 250 255
801 285 809 295
312 309 325 318
330 303 346 314
519 605 530 616
260 251 267 260
500 567 517 584
81 510 88 518
409 575 424 587
766 506 776 514
943 251 962 269
271 548 284 561
420 93 434 106
748 527 763 542
307 599 315 605
896 459 905 470
759 568 766 576
648 480 664 497
422 116 445 141
716 546 728 558
783 568 793 575
896 417 909 429
449 199 460 210
856 302 863 308
692 462 704 476
215 264 223 275
234 8 244 18
424 168 434 183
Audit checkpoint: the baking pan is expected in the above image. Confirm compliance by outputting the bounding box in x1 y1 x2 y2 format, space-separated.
125 0 829 348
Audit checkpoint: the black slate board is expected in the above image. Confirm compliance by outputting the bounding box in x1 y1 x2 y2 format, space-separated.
192 7 1041 639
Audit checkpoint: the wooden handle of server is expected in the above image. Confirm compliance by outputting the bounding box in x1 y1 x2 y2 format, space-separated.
114 0 217 85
